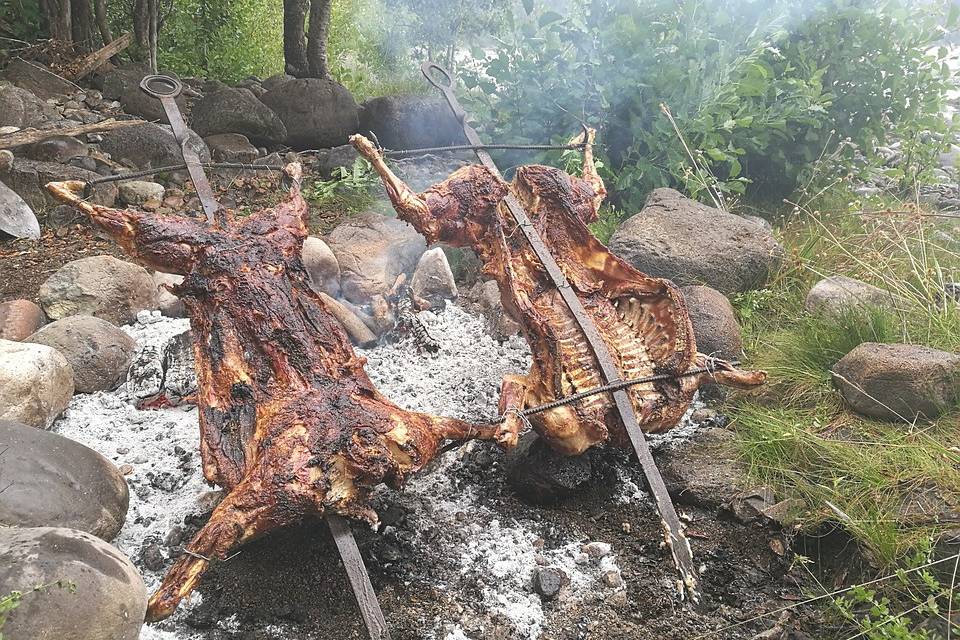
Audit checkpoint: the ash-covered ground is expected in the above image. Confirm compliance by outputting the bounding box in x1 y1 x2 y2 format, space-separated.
52 304 806 640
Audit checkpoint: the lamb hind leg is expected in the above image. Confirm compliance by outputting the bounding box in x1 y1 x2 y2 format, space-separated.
349 134 429 218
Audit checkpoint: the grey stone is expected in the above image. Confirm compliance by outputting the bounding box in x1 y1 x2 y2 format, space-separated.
411 247 458 308
0 419 129 539
460 279 521 340
0 158 117 211
260 78 359 149
152 271 186 317
24 135 88 162
0 81 60 128
0 526 146 640
608 188 784 294
832 342 960 421
532 566 564 599
0 299 46 341
1 59 75 99
582 541 612 559
0 178 40 239
204 132 260 163
97 122 209 170
118 180 165 206
39 255 157 325
261 73 293 92
681 285 743 359
301 236 341 297
313 144 359 177
191 87 287 145
654 427 748 510
0 339 74 429
805 275 901 318
26 315 136 393
359 96 466 150
327 212 426 303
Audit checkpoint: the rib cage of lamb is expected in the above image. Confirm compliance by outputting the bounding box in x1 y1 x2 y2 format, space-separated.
350 130 767 455
46 165 507 622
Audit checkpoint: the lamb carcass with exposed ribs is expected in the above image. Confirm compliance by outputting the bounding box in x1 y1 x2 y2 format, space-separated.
351 131 766 456
46 165 504 622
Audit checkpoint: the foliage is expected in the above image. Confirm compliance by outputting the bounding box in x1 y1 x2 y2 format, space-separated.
0 581 76 639
304 157 379 212
157 0 284 82
461 0 958 213
0 0 44 46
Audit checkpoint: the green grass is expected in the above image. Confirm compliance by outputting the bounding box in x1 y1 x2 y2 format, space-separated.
726 181 960 570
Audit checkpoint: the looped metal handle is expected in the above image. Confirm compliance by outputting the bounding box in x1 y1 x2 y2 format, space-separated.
420 62 454 90
140 74 183 99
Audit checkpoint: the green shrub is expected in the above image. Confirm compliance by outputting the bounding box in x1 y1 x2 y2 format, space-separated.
461 0 958 212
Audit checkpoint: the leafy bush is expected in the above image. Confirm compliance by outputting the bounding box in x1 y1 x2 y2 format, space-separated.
461 0 958 212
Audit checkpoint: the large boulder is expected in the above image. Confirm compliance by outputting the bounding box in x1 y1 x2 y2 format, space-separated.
0 339 74 429
832 342 960 421
654 427 747 510
0 81 59 128
0 158 117 211
97 122 210 170
0 526 146 640
119 84 187 125
204 132 259 163
608 188 784 294
805 275 901 318
39 255 157 325
1 59 75 99
0 299 46 341
191 87 287 145
27 315 137 393
260 78 359 149
301 236 341 297
0 420 129 539
359 96 466 150
326 212 426 303
681 285 743 359
0 178 40 239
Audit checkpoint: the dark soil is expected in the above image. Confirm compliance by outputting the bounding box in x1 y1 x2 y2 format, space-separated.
169 445 838 640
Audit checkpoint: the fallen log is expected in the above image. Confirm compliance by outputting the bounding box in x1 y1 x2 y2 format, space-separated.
0 118 145 149
63 32 134 81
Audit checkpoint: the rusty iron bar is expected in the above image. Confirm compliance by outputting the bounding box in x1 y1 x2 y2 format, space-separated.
421 61 703 606
139 76 394 640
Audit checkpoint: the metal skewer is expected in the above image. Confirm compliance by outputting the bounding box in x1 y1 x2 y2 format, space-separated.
140 75 393 640
421 61 703 606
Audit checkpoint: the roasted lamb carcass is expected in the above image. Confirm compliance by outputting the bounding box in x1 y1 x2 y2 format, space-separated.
351 132 766 456
46 165 505 622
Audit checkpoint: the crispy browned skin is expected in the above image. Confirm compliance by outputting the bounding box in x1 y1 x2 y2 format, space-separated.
46 165 501 622
352 132 766 456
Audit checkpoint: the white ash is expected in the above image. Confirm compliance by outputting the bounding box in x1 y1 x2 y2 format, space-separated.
48 303 709 640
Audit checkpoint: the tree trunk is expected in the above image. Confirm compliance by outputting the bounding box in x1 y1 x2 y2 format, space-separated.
283 0 309 78
43 0 72 44
148 0 158 72
306 0 332 79
70 0 95 51
133 0 149 56
93 0 113 46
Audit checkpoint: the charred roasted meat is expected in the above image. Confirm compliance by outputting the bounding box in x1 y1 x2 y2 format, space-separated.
46 165 503 622
351 131 766 456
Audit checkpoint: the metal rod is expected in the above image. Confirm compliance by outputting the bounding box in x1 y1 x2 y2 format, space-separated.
421 61 703 606
328 515 392 640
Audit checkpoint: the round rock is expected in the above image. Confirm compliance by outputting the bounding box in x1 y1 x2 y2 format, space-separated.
326 212 426 303
118 180 165 206
0 299 46 341
260 78 359 149
97 122 210 170
832 342 960 421
805 275 900 318
152 271 186 317
191 87 287 146
411 247 458 308
301 236 341 297
26 315 136 393
359 96 466 150
0 526 146 640
0 419 129 538
681 285 743 359
608 188 784 294
532 566 564 599
0 339 74 429
24 135 88 163
204 132 260 163
39 255 157 325
0 80 60 128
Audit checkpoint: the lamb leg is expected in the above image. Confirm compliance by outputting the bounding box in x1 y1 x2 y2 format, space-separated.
349 134 428 219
